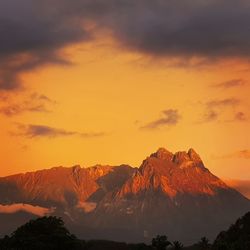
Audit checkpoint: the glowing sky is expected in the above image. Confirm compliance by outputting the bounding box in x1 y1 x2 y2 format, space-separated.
0 0 249 180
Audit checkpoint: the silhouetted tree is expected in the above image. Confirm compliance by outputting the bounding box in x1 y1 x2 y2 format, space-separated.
172 241 183 250
152 235 172 250
0 236 12 250
2 216 83 250
84 239 128 250
198 237 210 250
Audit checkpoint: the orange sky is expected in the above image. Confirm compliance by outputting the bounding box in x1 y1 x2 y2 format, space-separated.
0 36 249 179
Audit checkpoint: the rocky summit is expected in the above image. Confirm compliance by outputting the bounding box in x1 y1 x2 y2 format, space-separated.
0 148 249 244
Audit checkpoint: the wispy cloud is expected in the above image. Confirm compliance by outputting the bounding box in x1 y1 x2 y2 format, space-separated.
200 98 242 123
215 150 250 160
212 79 246 89
234 111 247 122
206 98 240 108
202 110 219 123
140 109 181 130
12 124 106 139
30 92 56 104
0 104 48 116
0 92 55 116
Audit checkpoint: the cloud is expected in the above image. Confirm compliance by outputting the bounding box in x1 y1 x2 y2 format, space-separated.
0 0 90 91
30 93 56 104
13 124 106 139
0 203 55 216
0 92 55 116
140 109 181 130
235 150 250 159
200 98 242 123
1 0 250 91
0 104 48 116
224 179 250 199
202 110 219 123
82 0 250 59
212 79 246 89
15 124 76 138
234 112 247 121
77 201 97 213
206 98 240 108
214 150 250 160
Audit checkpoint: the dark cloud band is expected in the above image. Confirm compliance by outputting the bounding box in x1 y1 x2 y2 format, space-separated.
1 0 250 90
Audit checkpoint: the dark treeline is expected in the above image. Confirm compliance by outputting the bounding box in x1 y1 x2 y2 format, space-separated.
0 212 249 250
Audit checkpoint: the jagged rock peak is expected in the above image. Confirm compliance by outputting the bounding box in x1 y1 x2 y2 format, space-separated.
150 147 174 160
172 148 203 166
72 165 82 174
72 164 81 170
188 148 202 162
172 151 190 164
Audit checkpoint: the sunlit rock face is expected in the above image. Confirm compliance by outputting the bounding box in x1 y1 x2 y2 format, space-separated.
0 148 249 244
117 147 226 198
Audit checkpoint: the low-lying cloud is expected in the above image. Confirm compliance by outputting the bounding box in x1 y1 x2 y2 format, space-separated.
0 203 55 216
141 109 181 130
77 201 97 213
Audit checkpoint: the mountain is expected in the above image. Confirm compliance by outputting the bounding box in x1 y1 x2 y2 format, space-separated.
0 148 249 244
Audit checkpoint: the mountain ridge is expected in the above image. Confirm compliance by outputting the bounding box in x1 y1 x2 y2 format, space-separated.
0 147 249 243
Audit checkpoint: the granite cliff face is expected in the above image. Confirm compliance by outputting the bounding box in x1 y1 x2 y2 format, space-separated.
0 148 249 244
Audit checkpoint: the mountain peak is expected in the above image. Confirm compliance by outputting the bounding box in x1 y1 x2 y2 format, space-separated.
120 146 231 199
172 151 190 164
72 165 81 173
149 147 202 164
150 147 174 160
171 148 203 166
188 148 202 162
